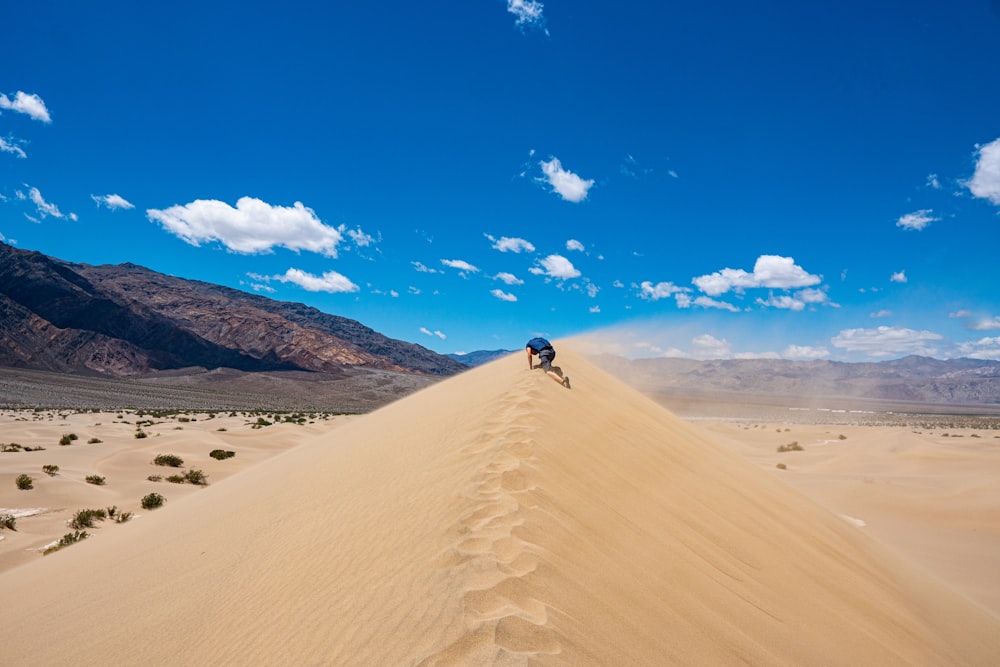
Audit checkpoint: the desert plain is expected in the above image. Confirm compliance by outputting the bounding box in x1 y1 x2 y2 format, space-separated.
1 347 999 665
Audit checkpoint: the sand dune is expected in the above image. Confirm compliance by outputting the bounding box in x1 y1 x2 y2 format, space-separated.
2 348 999 665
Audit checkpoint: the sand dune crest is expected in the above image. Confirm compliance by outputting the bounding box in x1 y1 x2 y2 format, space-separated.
2 347 999 665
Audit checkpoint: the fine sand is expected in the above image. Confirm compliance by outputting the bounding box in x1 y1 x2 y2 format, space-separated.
1 348 999 665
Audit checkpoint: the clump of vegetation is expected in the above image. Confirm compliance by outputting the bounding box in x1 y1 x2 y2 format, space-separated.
43 530 89 554
42 464 60 476
59 433 79 446
777 441 804 453
85 475 106 485
153 454 184 467
88 437 103 444
134 430 148 439
107 506 133 523
1 442 23 452
210 449 235 460
166 474 186 484
1 513 16 530
69 508 107 530
16 473 33 490
776 463 787 470
838 434 848 440
147 475 163 482
216 427 228 432
184 469 207 485
141 492 165 510
251 417 273 429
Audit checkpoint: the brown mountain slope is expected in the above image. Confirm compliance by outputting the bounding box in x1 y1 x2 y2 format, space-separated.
2 348 997 665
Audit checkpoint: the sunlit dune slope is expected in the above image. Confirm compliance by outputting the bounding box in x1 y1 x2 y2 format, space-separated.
2 346 999 665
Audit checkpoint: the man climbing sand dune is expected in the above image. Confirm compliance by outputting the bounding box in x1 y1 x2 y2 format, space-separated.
526 337 570 388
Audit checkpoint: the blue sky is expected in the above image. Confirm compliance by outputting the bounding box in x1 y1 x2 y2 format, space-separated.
2 1 999 361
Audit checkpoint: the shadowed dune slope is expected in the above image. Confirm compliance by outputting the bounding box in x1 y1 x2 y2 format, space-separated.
3 347 999 665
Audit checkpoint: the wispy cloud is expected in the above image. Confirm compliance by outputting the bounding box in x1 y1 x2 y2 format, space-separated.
23 186 75 221
638 281 687 301
491 289 518 302
783 345 830 359
955 336 1000 360
692 255 821 296
91 194 135 211
258 268 359 293
0 136 26 158
494 272 523 285
692 296 741 312
148 197 344 256
441 259 479 276
965 137 1000 205
566 239 585 252
831 326 943 358
530 254 580 280
538 157 594 203
691 334 731 359
419 327 447 339
412 261 443 274
890 270 907 283
507 0 547 33
970 316 1000 331
895 209 938 231
487 234 535 253
0 91 51 123
870 310 893 318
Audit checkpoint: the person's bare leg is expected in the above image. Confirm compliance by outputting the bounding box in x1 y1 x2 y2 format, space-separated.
546 370 570 388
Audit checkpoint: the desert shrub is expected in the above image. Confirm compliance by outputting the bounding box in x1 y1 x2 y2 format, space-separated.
141 492 165 510
216 427 227 432
69 508 107 530
153 454 184 467
1 442 23 452
16 473 33 490
134 430 148 439
147 475 163 482
838 434 847 440
184 469 207 486
178 416 191 423
209 449 235 460
777 441 803 453
776 463 787 470
59 434 74 446
114 511 133 523
44 530 89 554
42 464 60 476
85 475 106 485
1 513 15 530
88 437 103 444
166 475 186 484
251 417 272 429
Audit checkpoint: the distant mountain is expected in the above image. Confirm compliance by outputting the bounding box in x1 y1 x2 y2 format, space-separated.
448 349 516 366
0 242 466 377
591 354 1000 407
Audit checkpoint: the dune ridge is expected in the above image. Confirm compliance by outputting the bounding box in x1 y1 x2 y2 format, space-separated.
2 347 999 665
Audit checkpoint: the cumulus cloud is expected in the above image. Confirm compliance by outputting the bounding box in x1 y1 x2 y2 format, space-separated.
507 0 547 32
529 254 580 280
494 272 523 286
691 334 731 359
0 91 51 122
147 197 344 256
692 255 821 296
566 239 585 252
441 259 480 275
970 316 1000 331
890 270 907 283
491 289 518 302
488 235 535 253
831 326 944 358
91 194 135 211
420 327 447 340
638 281 687 301
965 137 1000 205
270 268 359 293
783 345 830 360
0 137 26 158
896 209 938 231
539 157 594 203
955 336 1000 360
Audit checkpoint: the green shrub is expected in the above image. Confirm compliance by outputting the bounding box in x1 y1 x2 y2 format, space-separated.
166 475 186 484
0 513 15 530
777 441 803 453
251 417 272 429
153 454 184 467
85 475 106 485
776 463 787 470
59 434 75 446
141 493 165 510
134 430 148 439
209 449 235 460
88 437 103 444
16 473 33 490
147 475 162 482
42 464 60 476
838 434 847 440
114 511 133 523
69 508 107 530
1 442 23 452
43 530 89 554
184 469 207 486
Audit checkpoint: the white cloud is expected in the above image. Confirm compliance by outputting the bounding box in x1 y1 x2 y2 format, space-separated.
693 296 741 312
692 255 821 296
965 137 1000 205
507 0 546 31
412 261 442 274
494 272 523 286
147 197 344 256
347 227 375 247
691 334 731 359
870 310 893 318
566 239 585 252
0 91 51 122
926 174 941 189
91 194 135 211
783 345 830 360
949 310 973 318
26 186 70 219
0 137 26 158
441 259 479 274
271 268 359 293
530 254 580 279
970 316 1000 331
955 336 1000 360
585 282 599 298
756 294 806 311
487 234 535 253
420 327 447 339
831 326 944 358
895 209 937 231
539 157 594 203
638 281 686 301
890 270 907 283
589 305 600 313
491 289 518 302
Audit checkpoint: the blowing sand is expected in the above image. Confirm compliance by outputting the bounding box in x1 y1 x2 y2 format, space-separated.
1 348 999 665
